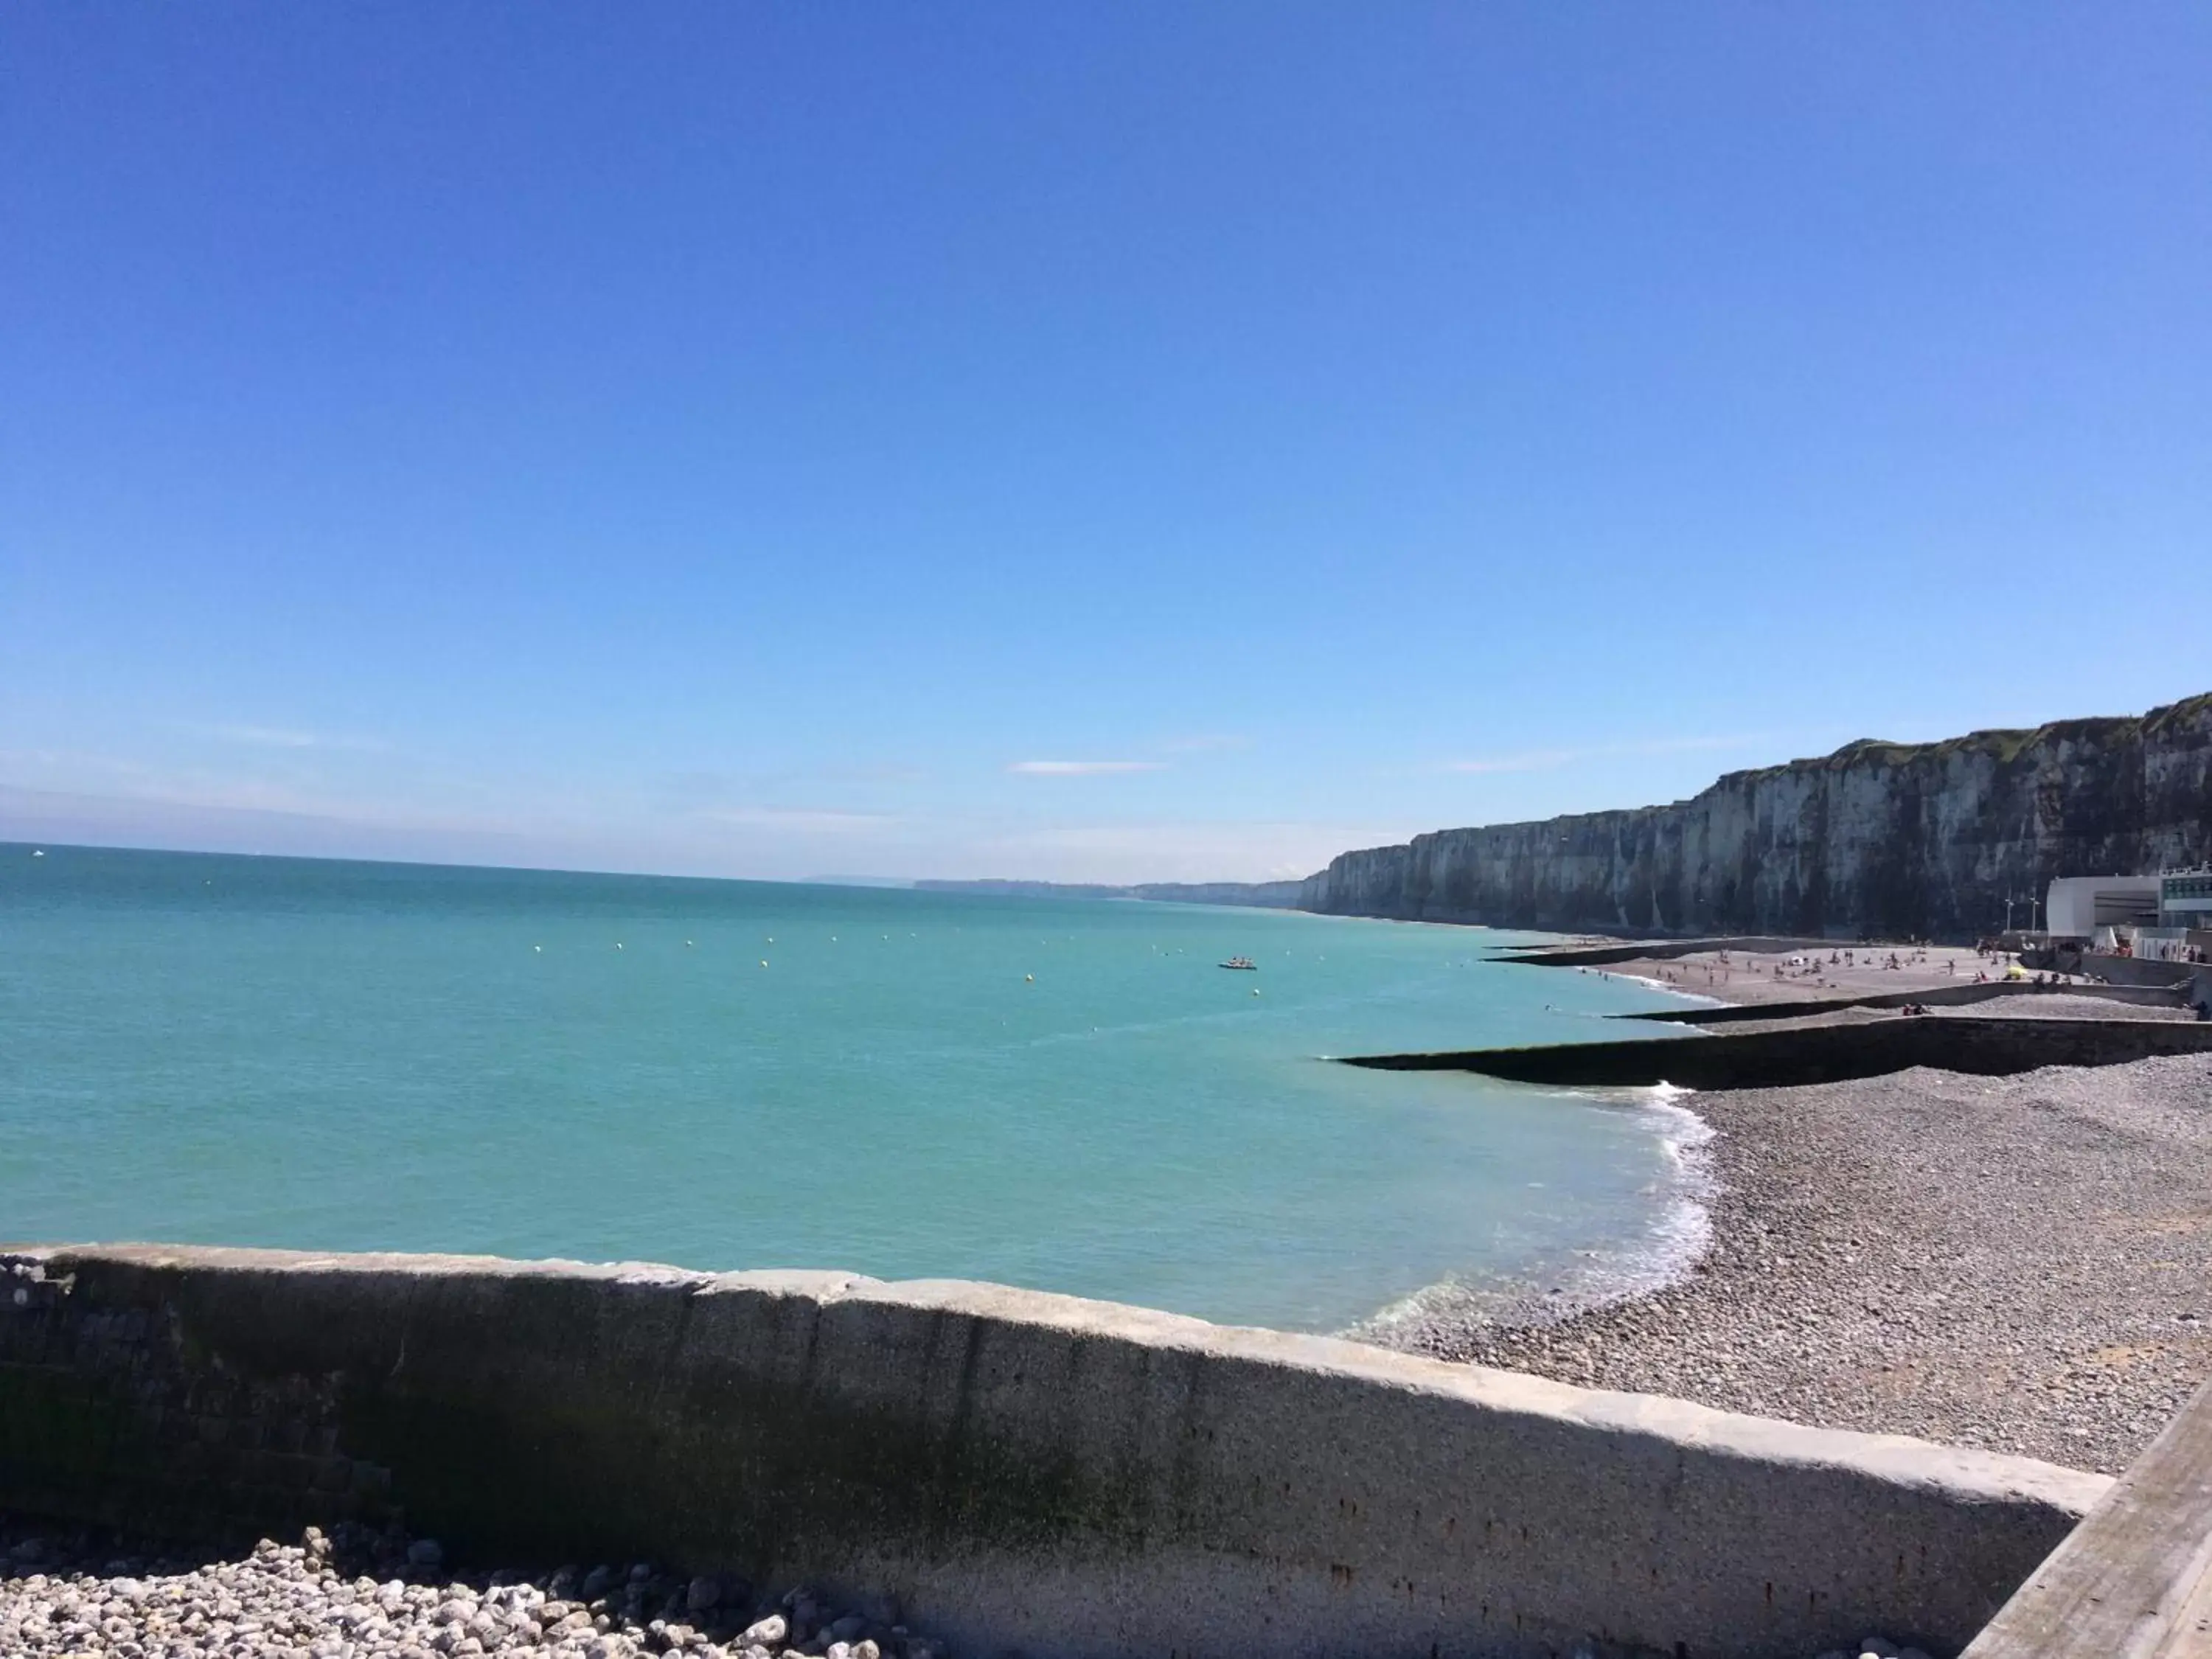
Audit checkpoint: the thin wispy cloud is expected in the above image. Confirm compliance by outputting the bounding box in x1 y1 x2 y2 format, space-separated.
1441 734 1764 775
697 806 898 833
662 762 930 797
1006 759 1167 776
0 750 503 833
192 723 388 753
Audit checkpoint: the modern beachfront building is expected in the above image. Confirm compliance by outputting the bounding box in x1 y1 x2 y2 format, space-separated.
2045 874 2163 939
2046 869 2212 961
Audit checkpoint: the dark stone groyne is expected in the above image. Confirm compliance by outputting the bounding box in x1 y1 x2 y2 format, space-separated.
0 1245 2106 1659
1343 1015 2212 1091
1301 692 2212 939
1488 935 1834 967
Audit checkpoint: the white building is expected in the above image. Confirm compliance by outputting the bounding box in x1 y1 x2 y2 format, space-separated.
2045 874 2163 940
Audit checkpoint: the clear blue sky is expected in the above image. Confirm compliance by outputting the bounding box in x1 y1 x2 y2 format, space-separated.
5 4 2208 881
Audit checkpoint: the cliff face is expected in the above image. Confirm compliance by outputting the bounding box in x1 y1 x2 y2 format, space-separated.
1301 694 2212 939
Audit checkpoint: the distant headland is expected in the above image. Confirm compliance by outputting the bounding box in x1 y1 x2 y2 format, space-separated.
913 877 1304 907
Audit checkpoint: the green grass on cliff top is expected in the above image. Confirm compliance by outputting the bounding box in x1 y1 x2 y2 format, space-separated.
1736 689 2212 782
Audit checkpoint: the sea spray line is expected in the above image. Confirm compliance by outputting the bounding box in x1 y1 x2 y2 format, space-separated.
1347 1082 1719 1343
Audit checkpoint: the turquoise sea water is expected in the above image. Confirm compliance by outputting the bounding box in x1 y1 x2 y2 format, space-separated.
0 844 1701 1333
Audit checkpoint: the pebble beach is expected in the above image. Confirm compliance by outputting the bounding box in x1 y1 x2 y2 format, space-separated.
0 1523 943 1659
1385 1051 2212 1475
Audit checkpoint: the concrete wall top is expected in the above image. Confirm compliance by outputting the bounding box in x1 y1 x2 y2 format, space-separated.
18 1242 2099 1502
1 1243 2112 1659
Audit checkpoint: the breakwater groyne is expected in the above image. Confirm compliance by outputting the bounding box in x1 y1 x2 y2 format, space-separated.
1342 1015 2212 1090
1494 937 1837 968
0 1245 2106 1659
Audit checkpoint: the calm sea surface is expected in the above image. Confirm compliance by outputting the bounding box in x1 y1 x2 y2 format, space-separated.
0 844 1702 1333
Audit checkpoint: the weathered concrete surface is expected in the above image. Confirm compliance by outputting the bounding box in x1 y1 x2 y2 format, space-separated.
2073 953 2199 990
1343 1015 2212 1090
0 1245 2107 1659
1302 693 2212 939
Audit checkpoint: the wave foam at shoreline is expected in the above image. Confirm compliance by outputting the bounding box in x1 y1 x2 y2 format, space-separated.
1345 1084 1717 1347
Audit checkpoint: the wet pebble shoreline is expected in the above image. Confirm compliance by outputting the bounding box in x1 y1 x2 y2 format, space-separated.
1389 1054 2212 1475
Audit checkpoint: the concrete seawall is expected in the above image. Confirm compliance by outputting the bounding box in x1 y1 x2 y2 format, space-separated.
0 1245 2106 1659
